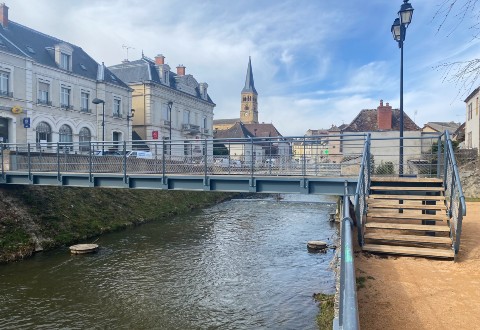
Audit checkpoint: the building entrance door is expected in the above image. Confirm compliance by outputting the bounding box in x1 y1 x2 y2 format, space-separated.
0 117 8 143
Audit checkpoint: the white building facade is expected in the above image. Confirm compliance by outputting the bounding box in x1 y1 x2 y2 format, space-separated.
109 55 215 157
0 4 132 152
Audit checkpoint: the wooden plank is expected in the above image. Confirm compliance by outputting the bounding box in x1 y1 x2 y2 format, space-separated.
367 213 447 221
364 233 452 244
370 186 444 192
368 203 446 211
368 195 445 201
365 222 450 232
362 244 454 258
371 177 443 183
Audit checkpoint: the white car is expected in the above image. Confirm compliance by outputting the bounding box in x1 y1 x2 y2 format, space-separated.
126 150 154 159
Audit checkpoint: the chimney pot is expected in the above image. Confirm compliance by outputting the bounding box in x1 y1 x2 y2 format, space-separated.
176 65 185 76
0 3 9 28
377 100 393 130
155 54 165 65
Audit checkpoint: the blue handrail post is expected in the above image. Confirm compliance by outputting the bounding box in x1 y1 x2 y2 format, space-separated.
436 135 442 178
122 141 127 184
204 137 208 181
89 141 93 184
162 139 166 182
27 143 31 181
302 136 306 177
250 137 254 177
56 142 60 182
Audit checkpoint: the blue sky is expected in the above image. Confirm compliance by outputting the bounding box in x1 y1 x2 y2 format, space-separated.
7 0 480 135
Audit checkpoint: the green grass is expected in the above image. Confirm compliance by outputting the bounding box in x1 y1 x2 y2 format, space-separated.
313 293 335 330
0 185 236 263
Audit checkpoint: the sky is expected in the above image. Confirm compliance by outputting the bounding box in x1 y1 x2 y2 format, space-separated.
6 0 480 136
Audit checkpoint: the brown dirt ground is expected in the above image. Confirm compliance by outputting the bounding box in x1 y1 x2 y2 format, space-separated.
355 202 480 330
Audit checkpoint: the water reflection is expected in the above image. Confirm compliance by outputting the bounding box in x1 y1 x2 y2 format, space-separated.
0 194 338 330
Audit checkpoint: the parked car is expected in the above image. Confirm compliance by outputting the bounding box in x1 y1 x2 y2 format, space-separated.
92 150 123 156
126 150 154 159
214 158 242 168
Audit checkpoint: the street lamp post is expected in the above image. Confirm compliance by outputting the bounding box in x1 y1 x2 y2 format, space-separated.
167 101 173 155
391 0 414 176
126 108 135 141
92 98 105 153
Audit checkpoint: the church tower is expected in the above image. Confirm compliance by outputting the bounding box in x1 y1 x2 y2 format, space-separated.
240 57 258 124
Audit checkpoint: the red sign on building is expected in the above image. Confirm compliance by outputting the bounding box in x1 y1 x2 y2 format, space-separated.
152 131 159 139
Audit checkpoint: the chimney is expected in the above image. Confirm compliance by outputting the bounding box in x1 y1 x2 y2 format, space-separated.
0 3 9 28
176 65 185 76
377 99 393 130
155 54 165 65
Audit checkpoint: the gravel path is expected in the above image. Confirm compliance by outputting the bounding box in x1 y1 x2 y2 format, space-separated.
354 202 480 330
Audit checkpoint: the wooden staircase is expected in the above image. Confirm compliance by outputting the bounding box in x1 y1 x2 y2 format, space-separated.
362 177 454 259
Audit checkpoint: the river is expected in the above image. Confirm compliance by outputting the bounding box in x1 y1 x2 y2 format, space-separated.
0 194 338 330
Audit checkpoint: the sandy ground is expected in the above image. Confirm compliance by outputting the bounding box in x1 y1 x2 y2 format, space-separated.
355 202 480 330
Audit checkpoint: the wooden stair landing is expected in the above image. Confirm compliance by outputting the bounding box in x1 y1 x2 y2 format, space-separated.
362 177 453 260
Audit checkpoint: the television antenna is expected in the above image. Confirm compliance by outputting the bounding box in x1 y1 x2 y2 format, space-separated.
122 44 135 61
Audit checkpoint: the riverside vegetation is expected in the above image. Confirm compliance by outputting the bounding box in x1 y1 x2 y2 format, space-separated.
0 185 236 263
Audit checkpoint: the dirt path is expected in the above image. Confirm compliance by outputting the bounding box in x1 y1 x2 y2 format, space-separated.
355 202 480 330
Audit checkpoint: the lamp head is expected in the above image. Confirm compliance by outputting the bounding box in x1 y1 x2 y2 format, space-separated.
399 0 414 26
92 98 105 105
391 18 401 42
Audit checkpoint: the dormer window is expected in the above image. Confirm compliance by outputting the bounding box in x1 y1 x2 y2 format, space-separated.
60 53 70 70
55 43 73 72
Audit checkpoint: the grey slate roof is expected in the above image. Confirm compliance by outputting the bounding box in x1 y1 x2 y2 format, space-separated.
109 57 214 104
241 56 257 94
213 118 240 125
423 121 461 134
0 21 129 89
214 121 282 139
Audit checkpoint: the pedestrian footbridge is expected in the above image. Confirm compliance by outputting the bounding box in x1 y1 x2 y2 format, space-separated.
0 132 467 329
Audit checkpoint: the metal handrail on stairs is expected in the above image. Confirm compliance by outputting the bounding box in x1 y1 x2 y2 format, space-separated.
354 133 371 247
335 182 360 330
443 131 467 257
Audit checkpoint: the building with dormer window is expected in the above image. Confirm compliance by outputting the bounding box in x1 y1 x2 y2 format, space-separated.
109 54 215 156
0 4 132 150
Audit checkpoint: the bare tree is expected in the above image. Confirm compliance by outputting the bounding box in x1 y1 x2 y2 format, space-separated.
434 0 480 97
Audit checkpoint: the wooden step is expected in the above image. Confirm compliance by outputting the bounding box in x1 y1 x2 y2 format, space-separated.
362 244 454 258
367 213 447 222
370 186 444 192
368 203 446 211
364 232 452 244
368 195 445 201
365 222 450 232
371 177 443 183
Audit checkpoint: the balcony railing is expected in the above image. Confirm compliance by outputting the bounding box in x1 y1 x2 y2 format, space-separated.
37 99 52 106
0 90 13 98
182 123 200 134
61 104 73 110
113 112 122 118
163 120 171 126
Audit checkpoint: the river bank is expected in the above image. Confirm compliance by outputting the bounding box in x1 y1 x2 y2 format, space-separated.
0 185 236 263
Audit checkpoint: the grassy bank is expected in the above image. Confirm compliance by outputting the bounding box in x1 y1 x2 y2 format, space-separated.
314 292 335 329
0 185 236 263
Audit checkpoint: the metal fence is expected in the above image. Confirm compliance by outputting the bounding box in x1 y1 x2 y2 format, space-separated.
354 134 371 247
0 135 369 178
443 131 467 258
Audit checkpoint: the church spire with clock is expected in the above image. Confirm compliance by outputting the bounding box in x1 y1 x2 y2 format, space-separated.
240 57 258 124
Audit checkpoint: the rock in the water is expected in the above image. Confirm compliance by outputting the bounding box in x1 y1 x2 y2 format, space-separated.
307 240 328 251
69 243 99 254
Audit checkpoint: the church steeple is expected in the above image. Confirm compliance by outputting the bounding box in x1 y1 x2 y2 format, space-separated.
240 57 258 124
